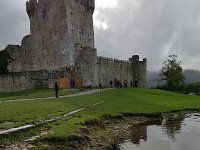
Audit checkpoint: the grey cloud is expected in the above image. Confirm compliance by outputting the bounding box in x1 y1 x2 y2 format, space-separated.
0 0 29 49
95 0 200 71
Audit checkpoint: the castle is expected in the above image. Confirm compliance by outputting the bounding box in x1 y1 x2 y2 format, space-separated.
0 0 147 92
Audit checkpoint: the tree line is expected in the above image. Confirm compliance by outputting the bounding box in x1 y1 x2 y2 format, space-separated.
0 50 13 74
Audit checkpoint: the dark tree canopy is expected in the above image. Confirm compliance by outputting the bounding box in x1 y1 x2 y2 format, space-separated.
0 50 13 74
158 54 185 91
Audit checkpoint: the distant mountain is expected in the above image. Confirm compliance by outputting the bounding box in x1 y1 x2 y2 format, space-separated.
147 71 159 87
183 69 200 83
147 69 200 87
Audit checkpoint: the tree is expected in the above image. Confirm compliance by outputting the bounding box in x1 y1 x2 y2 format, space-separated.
158 54 185 91
0 50 13 74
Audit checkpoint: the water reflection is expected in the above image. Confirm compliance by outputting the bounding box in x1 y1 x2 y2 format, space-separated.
130 125 147 144
120 112 200 150
161 113 186 139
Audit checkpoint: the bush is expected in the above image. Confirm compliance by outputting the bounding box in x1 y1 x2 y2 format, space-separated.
185 82 200 95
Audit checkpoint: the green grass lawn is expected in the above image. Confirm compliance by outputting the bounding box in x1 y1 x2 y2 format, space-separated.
1 88 200 145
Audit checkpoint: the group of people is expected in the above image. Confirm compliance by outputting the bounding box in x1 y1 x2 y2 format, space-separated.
87 80 103 90
87 79 138 91
114 78 137 88
88 81 93 90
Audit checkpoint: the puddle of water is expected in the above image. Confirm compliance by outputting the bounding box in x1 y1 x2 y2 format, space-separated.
120 112 200 150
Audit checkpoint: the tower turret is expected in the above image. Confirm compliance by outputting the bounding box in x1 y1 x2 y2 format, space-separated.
130 55 147 87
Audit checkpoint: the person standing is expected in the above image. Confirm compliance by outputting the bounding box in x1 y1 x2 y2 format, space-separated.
124 80 126 88
88 81 92 90
117 80 120 88
99 79 103 91
110 80 113 88
130 80 133 88
114 78 117 87
54 80 59 98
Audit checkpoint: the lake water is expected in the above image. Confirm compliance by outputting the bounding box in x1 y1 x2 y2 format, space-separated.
120 112 200 150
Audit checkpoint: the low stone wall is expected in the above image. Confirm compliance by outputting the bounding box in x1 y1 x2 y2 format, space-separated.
0 74 33 92
0 68 81 92
0 74 63 92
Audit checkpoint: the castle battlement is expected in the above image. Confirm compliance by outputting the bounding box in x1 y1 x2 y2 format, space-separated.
80 0 95 13
26 0 37 18
26 0 95 18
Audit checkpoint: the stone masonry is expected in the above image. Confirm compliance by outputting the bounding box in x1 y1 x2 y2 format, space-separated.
1 0 147 92
7 0 95 72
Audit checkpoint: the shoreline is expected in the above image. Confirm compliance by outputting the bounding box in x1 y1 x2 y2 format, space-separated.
2 109 199 150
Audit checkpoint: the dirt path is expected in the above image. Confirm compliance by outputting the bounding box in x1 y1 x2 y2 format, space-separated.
0 89 111 103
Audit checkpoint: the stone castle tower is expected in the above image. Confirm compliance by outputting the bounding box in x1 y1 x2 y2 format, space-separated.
2 0 147 91
7 0 95 71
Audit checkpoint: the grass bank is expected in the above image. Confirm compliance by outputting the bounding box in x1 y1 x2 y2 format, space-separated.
1 88 200 148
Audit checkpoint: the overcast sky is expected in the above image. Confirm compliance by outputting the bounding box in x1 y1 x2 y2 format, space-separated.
1 0 200 71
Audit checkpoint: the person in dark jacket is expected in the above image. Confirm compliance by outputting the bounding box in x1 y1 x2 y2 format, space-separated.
99 79 103 91
114 78 117 87
55 80 59 98
110 80 113 88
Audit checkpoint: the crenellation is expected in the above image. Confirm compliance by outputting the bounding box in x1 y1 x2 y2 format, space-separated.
80 0 95 14
114 59 120 64
26 0 38 18
143 58 147 62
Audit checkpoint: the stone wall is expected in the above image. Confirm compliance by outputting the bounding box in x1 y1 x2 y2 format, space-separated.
0 74 33 92
0 69 76 92
0 55 147 92
138 59 147 87
97 55 147 87
97 57 132 87
75 47 98 86
6 35 34 72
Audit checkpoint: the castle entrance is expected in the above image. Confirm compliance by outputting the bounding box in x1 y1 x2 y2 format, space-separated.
58 78 82 89
75 78 82 89
58 78 70 89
